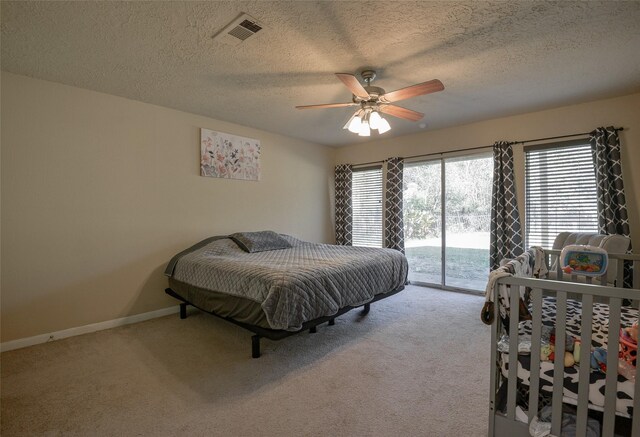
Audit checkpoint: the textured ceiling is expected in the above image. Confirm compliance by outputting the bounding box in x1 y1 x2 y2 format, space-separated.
2 1 640 147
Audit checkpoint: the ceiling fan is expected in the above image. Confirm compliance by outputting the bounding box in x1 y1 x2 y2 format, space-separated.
295 70 444 136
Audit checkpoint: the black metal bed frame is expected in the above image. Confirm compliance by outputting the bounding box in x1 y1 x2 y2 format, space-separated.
165 286 404 358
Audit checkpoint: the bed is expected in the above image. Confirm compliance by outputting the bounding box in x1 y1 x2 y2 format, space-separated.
487 248 640 436
164 232 408 358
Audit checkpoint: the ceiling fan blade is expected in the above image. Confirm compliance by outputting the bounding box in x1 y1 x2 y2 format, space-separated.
295 102 358 109
380 79 444 103
379 104 424 121
335 73 370 99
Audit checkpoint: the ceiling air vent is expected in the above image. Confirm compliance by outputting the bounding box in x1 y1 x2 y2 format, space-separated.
213 13 263 46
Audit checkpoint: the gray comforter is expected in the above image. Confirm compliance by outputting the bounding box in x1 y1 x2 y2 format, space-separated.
165 235 408 331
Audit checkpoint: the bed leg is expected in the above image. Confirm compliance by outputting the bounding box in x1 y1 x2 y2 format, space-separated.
252 335 261 358
361 303 370 315
328 318 335 326
179 303 187 319
309 326 317 334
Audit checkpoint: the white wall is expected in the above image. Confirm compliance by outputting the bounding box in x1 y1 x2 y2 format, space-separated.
335 92 640 251
1 72 334 342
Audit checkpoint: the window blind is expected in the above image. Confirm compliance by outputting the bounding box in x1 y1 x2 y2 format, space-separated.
352 167 383 247
525 142 599 249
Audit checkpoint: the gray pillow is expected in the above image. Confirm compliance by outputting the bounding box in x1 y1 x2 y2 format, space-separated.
229 231 292 253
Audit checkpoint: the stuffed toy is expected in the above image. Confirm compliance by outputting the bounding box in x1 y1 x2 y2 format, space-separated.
539 343 575 367
591 347 607 373
623 321 638 343
564 351 575 367
541 344 554 361
544 330 577 367
549 331 575 352
573 339 581 364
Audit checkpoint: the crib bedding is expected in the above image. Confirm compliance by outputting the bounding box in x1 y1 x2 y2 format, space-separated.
500 296 638 417
165 235 409 331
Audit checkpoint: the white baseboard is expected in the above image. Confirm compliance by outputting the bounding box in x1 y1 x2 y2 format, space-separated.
1 306 180 353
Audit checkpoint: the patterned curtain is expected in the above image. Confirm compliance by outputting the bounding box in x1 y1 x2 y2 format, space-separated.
490 141 524 270
590 126 633 287
384 157 405 253
334 164 353 245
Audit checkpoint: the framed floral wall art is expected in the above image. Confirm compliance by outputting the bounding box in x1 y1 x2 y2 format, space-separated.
200 129 261 181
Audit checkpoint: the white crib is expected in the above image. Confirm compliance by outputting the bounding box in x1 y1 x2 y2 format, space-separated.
488 250 640 437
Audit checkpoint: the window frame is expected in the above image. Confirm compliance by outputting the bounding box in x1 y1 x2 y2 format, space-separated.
524 139 599 249
351 164 384 248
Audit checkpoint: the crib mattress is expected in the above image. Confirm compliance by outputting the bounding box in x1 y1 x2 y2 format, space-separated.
500 296 638 417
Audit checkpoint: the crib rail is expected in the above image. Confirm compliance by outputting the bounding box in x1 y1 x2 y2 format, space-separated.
489 253 640 437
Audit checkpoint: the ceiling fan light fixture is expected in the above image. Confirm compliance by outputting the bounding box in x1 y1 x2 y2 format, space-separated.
377 117 391 134
358 120 371 136
295 70 443 137
369 110 382 130
346 111 363 133
343 111 358 130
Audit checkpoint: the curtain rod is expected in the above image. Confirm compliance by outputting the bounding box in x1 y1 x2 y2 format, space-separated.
352 143 493 168
350 127 624 168
510 127 624 146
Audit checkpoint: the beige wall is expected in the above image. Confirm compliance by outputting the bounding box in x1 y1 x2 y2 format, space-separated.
1 72 334 342
335 92 640 251
2 72 639 345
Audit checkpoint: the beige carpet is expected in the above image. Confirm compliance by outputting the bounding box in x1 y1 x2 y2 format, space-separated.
1 286 490 436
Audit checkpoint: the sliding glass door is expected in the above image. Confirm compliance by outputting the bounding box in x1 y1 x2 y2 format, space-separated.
443 155 493 290
403 153 493 292
403 161 442 284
